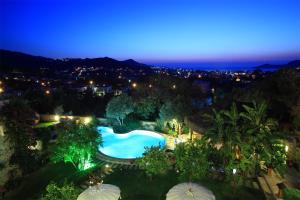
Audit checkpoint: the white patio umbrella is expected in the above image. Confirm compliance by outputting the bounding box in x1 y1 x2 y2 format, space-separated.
77 184 121 200
166 182 215 200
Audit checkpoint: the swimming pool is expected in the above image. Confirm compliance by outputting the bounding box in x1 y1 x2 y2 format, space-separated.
97 126 166 159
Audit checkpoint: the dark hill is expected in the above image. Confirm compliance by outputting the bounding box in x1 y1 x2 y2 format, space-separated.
0 49 150 72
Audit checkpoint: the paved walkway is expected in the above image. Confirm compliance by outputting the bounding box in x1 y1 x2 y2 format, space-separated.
257 167 300 200
258 171 283 200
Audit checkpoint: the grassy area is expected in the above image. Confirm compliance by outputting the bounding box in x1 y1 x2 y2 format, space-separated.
105 169 265 200
6 164 265 200
33 122 58 128
6 163 90 200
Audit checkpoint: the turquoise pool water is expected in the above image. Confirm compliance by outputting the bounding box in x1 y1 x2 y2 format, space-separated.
97 126 166 159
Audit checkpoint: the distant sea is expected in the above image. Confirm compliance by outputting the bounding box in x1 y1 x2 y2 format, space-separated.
148 61 288 71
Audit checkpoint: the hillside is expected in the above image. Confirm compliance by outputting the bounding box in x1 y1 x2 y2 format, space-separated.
0 49 150 72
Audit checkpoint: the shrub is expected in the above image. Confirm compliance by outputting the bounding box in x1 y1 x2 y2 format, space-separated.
284 188 300 200
113 125 130 133
295 148 300 170
41 182 80 200
154 119 164 133
182 126 189 134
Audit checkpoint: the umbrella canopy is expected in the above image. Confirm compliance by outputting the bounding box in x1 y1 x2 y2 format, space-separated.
77 184 120 200
166 182 215 200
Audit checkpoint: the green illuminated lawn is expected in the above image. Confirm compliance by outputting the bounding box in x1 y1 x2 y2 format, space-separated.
33 122 58 128
6 163 265 200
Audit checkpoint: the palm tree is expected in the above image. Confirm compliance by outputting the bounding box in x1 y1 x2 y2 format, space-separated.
240 101 283 175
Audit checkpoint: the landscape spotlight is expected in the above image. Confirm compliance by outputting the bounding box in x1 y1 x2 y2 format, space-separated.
84 117 92 125
285 145 289 152
233 168 237 174
54 115 60 122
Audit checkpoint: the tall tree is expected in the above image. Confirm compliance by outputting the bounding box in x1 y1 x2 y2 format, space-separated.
134 97 158 120
240 102 285 173
204 102 286 181
159 97 192 134
0 99 37 174
50 121 101 171
106 94 134 125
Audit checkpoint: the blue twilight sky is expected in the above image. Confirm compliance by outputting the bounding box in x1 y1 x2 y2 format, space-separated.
0 0 300 68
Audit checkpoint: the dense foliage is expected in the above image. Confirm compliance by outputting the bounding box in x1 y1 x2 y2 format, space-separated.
0 99 38 174
284 188 300 200
50 121 101 171
106 94 134 125
137 146 172 178
174 140 211 181
41 182 80 200
159 97 192 134
204 102 286 181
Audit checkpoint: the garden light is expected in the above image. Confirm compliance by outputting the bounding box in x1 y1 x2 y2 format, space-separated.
285 145 289 152
233 168 237 174
84 117 92 125
54 115 60 122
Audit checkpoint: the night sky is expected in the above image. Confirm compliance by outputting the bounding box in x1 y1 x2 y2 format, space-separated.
0 0 300 68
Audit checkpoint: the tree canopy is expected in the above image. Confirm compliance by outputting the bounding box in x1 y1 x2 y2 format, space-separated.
159 97 192 134
41 182 80 200
106 94 134 125
0 99 37 174
174 140 211 181
137 146 171 178
50 121 101 171
204 102 286 181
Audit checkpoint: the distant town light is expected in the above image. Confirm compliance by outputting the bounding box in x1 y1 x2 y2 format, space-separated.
149 84 152 88
45 90 50 95
172 84 176 89
0 88 3 93
89 80 94 85
132 83 137 88
236 77 241 82
198 74 202 78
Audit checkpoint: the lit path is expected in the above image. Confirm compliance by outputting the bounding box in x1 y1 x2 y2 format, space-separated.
258 171 284 200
